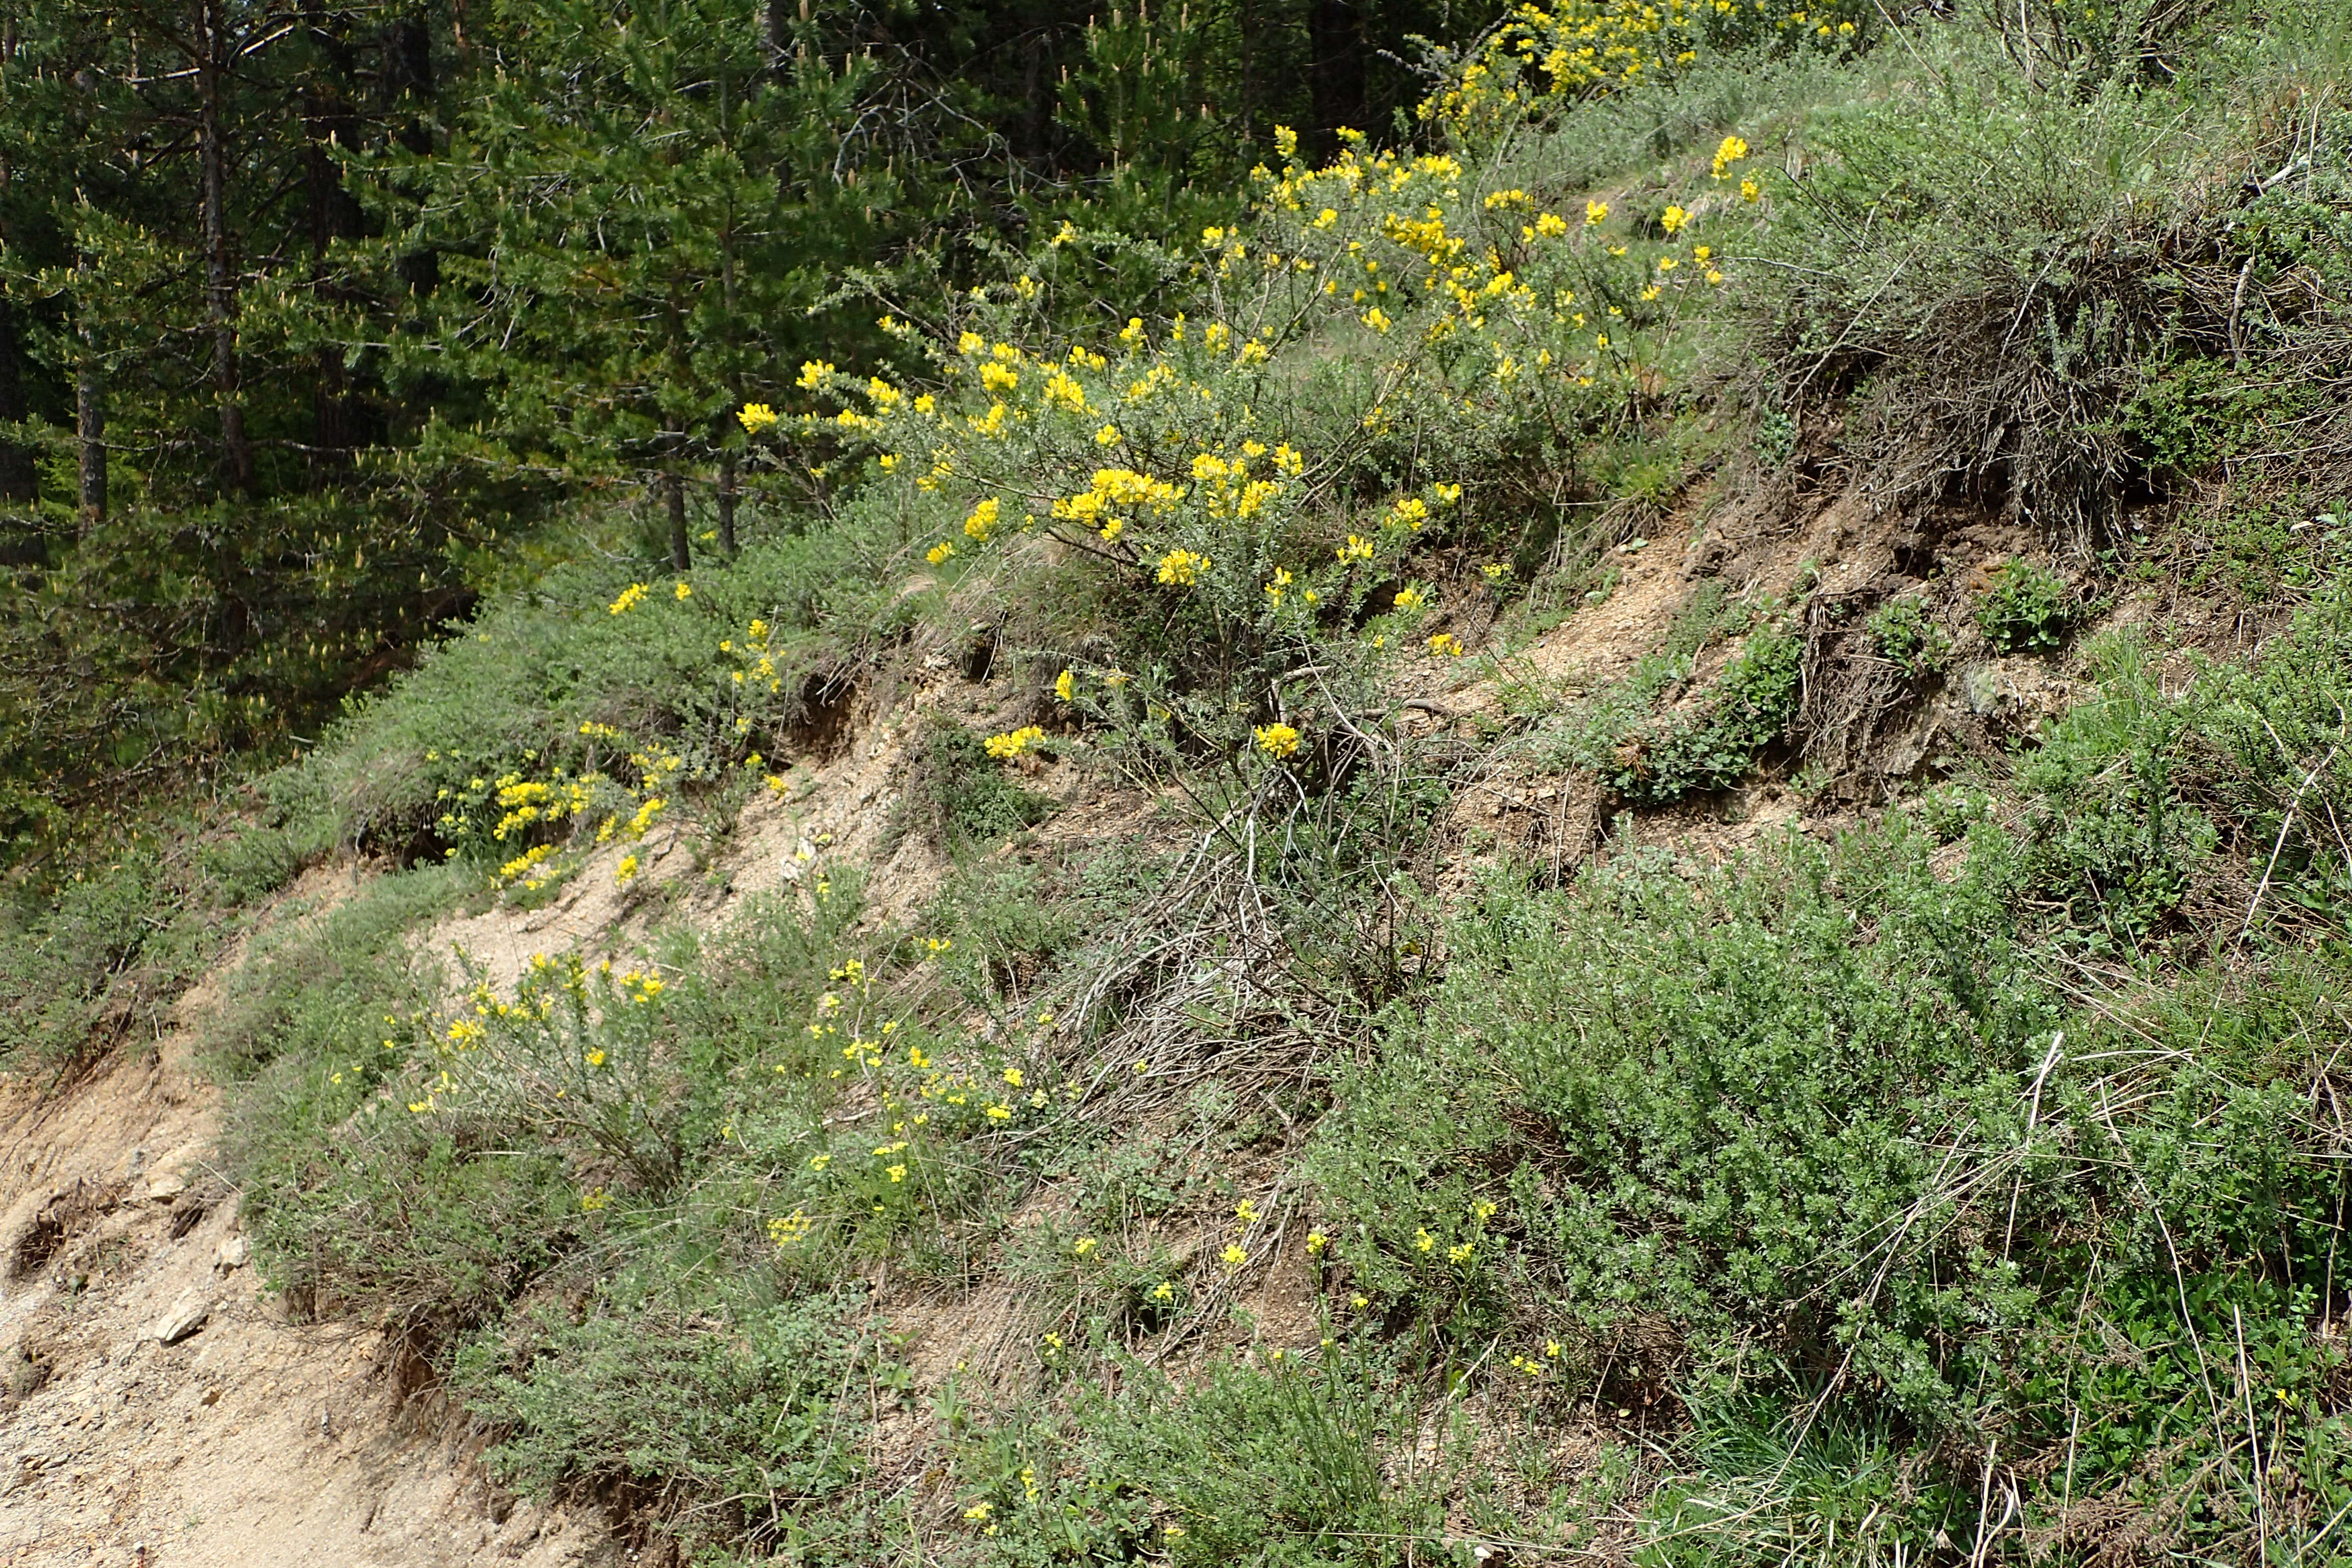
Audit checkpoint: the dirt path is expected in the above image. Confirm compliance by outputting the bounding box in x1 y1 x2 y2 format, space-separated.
0 877 610 1568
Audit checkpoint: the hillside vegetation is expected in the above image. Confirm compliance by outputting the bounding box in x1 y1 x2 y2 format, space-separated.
9 2 2352 1564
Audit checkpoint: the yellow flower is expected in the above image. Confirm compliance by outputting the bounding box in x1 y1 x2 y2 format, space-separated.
1043 369 1089 413
1054 669 1075 702
1393 584 1426 611
796 359 835 389
1711 134 1750 178
1414 1228 1435 1253
580 1187 611 1211
925 541 956 565
1584 199 1609 225
1221 1244 1247 1269
1235 1198 1260 1223
1306 1230 1328 1255
615 854 640 884
1156 549 1210 586
1254 723 1302 760
1338 534 1374 562
1095 423 1121 446
985 725 1044 760
964 497 1001 541
671 580 692 601
1428 632 1463 657
607 582 649 616
1661 204 1689 235
737 402 778 433
1741 178 1761 203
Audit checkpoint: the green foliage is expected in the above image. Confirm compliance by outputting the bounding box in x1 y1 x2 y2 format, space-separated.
910 720 1060 853
1973 558 2074 652
1864 595 1948 678
0 816 305 1070
456 1292 875 1549
1555 618 1803 806
48 12 2352 1565
1747 18 2352 545
957 1354 1445 1566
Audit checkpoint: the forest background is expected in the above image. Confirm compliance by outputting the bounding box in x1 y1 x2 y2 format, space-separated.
0 0 1475 861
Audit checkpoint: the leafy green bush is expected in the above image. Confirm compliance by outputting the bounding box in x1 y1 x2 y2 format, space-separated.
956 1354 1442 1566
908 720 1061 853
457 1292 875 1550
1609 626 1803 804
1974 559 2074 652
1864 595 1949 678
0 820 304 1070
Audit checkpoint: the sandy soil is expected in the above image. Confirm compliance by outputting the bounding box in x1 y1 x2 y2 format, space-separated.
0 873 613 1568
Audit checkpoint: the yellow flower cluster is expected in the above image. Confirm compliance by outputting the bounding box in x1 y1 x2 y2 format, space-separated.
1254 722 1303 760
984 725 1045 759
1155 549 1210 587
1428 0 1700 128
1425 0 1864 131
1049 466 1180 540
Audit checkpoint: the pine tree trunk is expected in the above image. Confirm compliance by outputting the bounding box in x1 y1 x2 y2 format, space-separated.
717 452 739 557
666 471 691 571
197 0 253 494
76 365 106 531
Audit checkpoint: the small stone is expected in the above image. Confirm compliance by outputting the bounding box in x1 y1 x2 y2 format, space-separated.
151 1292 211 1345
144 1172 186 1202
215 1237 251 1271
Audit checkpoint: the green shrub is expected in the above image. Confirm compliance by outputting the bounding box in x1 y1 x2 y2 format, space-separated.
0 821 303 1070
1864 596 1949 678
1610 626 1802 804
456 1291 875 1550
1974 559 2074 652
909 720 1060 852
955 1355 1443 1567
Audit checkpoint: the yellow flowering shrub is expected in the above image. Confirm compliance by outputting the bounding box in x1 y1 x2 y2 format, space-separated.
1425 0 1874 136
735 47 1771 786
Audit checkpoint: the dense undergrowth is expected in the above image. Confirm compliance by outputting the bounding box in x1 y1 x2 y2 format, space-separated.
11 3 2352 1563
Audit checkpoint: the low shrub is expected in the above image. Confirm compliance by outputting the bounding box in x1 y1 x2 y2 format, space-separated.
1974 558 2075 652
